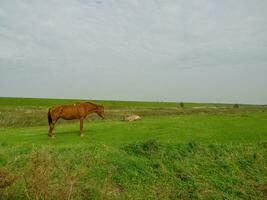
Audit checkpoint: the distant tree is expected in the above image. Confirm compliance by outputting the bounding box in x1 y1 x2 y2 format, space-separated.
179 102 184 108
233 104 239 109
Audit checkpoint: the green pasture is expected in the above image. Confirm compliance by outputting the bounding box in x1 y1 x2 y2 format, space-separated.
0 97 266 199
1 113 267 146
0 97 258 108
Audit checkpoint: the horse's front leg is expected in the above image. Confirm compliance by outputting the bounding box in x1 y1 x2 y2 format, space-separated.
80 118 84 138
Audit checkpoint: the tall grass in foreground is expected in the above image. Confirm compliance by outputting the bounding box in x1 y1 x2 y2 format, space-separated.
0 141 266 199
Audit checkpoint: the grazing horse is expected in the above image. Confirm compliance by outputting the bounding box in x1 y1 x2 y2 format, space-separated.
48 102 105 138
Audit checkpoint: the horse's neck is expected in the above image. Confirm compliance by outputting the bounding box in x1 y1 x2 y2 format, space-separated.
87 104 98 113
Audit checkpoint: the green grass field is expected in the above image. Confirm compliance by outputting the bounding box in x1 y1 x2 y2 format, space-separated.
0 97 266 199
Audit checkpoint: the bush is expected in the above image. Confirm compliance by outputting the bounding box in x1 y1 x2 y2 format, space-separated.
233 104 239 109
123 140 160 156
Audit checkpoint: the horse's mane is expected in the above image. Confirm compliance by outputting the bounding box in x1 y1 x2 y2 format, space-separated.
85 101 102 107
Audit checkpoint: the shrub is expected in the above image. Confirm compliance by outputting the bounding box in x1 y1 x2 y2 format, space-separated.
233 104 239 109
123 140 160 156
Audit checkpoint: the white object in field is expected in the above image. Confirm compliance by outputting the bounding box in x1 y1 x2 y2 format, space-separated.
123 114 141 121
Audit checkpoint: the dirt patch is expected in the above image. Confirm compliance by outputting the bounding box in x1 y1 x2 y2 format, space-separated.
258 184 267 193
0 167 16 190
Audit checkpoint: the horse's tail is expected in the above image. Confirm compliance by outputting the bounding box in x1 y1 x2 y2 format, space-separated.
48 109 52 126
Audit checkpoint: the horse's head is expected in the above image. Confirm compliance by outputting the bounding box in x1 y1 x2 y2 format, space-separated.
96 105 105 119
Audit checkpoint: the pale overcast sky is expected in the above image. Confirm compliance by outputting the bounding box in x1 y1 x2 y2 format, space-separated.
0 0 266 104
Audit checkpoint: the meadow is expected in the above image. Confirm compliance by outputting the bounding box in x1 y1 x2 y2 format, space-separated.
0 97 266 199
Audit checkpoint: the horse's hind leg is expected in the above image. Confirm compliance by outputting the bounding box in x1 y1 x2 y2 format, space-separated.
48 124 53 137
80 118 84 138
49 122 57 138
48 119 58 138
48 123 54 138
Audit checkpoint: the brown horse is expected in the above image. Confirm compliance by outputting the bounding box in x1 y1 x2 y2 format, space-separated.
48 102 105 138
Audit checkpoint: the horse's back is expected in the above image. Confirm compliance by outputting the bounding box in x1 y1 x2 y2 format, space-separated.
49 103 92 120
55 104 86 120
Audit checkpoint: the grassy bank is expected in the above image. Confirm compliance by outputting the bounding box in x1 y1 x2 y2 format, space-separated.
1 141 266 199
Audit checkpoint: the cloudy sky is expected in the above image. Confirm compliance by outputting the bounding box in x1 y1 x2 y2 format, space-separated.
0 0 266 104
